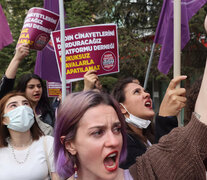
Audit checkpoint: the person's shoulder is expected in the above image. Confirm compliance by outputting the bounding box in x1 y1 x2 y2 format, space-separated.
44 135 54 141
39 135 54 149
127 133 142 145
67 176 74 180
40 135 54 144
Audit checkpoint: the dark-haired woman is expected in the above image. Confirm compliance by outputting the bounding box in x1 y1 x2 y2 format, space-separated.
15 73 54 133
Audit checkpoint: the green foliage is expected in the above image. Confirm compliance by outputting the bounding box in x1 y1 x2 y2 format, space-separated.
0 0 43 80
0 0 206 90
99 76 118 93
65 0 96 27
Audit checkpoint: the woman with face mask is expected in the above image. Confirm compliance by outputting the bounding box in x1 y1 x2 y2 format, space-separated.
112 75 187 169
0 44 54 136
0 92 59 179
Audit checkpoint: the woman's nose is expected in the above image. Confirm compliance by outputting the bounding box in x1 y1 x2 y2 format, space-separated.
34 86 40 91
104 131 120 148
142 90 150 99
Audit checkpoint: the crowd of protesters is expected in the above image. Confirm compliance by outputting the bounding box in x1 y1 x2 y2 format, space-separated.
1 15 207 180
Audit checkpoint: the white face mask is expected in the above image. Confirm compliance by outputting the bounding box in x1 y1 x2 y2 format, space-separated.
4 106 35 132
120 103 151 129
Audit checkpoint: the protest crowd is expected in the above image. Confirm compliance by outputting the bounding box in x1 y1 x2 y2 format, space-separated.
1 1 207 180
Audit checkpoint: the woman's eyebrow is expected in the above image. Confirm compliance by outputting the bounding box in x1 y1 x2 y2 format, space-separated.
6 101 17 107
22 100 29 103
88 121 121 130
133 87 141 92
112 122 121 127
27 84 35 87
88 125 105 130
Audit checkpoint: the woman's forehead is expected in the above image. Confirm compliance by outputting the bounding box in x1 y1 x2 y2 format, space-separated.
27 78 41 85
5 96 28 106
78 104 119 127
124 82 143 92
132 79 140 84
7 95 27 102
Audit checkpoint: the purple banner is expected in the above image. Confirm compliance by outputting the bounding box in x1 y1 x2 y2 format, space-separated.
154 0 207 74
0 4 13 50
34 0 62 82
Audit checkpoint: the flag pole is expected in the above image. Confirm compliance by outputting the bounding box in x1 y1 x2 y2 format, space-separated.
174 0 181 81
174 0 182 126
144 43 156 90
59 0 66 102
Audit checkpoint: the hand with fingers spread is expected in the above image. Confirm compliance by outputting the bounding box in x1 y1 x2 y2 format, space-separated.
83 70 99 91
159 76 187 117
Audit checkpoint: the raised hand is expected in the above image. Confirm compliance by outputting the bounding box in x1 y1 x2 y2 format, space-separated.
14 43 30 61
159 75 187 117
83 70 99 91
5 43 30 79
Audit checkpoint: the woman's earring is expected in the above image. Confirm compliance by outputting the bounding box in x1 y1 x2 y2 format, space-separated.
74 163 78 179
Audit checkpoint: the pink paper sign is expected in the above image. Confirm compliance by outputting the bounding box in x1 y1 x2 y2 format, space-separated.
47 81 72 97
51 24 119 82
17 7 59 50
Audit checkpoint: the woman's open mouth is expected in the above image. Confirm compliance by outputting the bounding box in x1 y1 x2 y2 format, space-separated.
33 94 40 99
145 100 152 109
103 151 118 172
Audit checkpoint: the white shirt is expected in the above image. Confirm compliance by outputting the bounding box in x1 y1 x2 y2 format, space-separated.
0 136 55 180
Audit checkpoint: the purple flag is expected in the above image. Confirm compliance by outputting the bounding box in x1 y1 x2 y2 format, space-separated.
0 4 13 50
34 0 61 82
154 0 207 74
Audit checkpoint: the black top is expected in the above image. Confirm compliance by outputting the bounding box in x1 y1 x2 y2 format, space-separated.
0 75 15 99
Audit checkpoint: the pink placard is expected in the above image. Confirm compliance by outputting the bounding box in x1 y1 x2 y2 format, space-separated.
17 7 59 50
51 24 119 82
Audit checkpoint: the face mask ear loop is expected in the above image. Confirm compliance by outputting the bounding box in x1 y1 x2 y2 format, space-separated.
119 103 130 117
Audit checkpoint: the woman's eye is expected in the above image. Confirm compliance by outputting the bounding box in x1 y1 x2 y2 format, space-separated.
24 102 29 106
134 89 140 94
92 130 104 137
113 126 121 134
10 104 17 108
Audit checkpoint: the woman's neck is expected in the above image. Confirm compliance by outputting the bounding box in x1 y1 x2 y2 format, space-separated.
128 123 143 136
128 123 148 143
71 168 125 180
31 101 38 113
8 130 33 150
